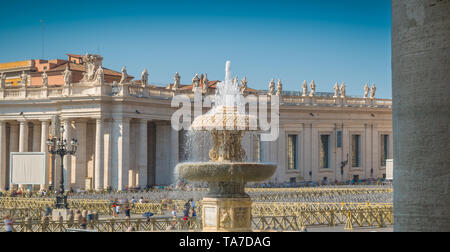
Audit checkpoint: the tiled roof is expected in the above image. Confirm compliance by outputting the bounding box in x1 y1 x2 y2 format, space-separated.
66 54 84 58
42 62 131 77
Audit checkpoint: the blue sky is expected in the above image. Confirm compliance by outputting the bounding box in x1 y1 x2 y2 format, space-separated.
0 0 392 98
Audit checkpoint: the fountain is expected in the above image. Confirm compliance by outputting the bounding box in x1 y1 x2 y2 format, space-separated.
176 61 277 232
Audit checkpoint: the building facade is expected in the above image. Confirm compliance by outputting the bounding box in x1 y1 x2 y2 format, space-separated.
0 54 392 191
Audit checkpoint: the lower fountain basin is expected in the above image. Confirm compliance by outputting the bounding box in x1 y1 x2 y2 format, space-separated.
177 162 276 182
176 162 277 198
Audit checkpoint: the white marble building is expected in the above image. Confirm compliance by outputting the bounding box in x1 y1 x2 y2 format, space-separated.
0 56 392 191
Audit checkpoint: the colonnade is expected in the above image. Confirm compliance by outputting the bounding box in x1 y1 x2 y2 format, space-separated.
0 117 179 192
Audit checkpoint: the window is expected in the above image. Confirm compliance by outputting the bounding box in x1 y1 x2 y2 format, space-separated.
353 175 360 182
351 135 361 167
290 177 297 184
336 131 342 148
320 135 331 168
380 134 389 166
287 135 298 170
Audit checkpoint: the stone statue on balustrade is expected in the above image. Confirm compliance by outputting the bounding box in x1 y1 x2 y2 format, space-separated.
276 79 283 96
141 69 149 86
95 67 104 85
364 83 370 99
42 71 48 87
309 80 316 97
111 81 121 96
119 66 128 84
302 80 308 97
240 77 248 94
232 77 238 87
268 78 275 95
192 74 200 92
333 82 339 98
0 73 5 89
63 65 72 86
202 73 209 94
370 84 376 99
81 53 103 83
173 72 180 90
340 82 346 98
20 71 28 86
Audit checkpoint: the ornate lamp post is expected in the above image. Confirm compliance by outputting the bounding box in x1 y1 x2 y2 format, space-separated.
47 125 78 209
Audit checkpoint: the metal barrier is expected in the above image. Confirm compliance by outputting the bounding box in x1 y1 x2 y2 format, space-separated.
252 202 393 228
0 217 200 232
0 188 393 231
0 211 391 232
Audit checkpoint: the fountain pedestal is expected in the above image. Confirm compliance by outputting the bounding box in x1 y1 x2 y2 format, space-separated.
202 197 252 232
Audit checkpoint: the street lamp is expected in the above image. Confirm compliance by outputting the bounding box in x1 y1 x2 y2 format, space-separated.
47 125 78 209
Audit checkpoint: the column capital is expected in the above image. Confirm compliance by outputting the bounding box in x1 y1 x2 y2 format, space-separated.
60 118 73 123
113 117 131 123
74 118 89 124
154 120 171 126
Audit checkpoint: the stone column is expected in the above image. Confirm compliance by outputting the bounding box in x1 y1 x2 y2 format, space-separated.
62 120 71 190
303 123 312 181
0 121 6 191
364 124 372 179
10 122 19 153
9 122 19 189
147 123 156 186
155 122 173 185
18 120 27 189
112 118 130 191
74 120 87 190
138 119 148 188
19 120 27 152
32 122 41 152
103 120 112 189
40 120 49 190
94 119 104 191
169 127 179 184
392 0 450 231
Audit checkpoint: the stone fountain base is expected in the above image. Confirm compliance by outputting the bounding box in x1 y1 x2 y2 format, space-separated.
177 162 276 232
202 197 252 232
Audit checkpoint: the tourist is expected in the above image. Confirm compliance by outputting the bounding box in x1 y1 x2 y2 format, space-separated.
124 204 131 218
4 215 14 233
139 197 144 204
184 200 191 213
131 197 137 204
45 206 52 216
80 217 87 230
171 207 177 225
112 200 118 217
115 202 121 216
190 199 195 212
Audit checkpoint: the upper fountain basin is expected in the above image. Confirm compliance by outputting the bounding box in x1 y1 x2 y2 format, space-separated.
176 162 277 183
191 106 258 131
